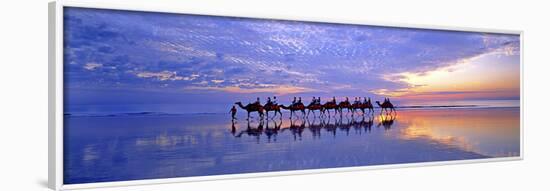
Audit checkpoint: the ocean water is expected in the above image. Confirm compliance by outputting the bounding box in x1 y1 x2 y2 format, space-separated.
63 105 520 184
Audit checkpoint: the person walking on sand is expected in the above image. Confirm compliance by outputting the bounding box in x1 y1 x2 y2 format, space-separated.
230 105 237 120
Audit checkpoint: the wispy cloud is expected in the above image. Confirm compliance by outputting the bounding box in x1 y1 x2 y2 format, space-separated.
83 62 103 71
63 7 520 104
184 85 315 95
135 71 185 81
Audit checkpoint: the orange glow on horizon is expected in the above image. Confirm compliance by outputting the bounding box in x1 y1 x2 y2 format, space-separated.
374 51 520 101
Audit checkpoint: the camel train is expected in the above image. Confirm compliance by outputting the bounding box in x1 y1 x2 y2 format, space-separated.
233 96 396 120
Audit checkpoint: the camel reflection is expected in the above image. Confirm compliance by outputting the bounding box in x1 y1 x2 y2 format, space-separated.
307 118 324 139
264 119 282 142
352 115 374 135
282 118 307 141
231 113 389 141
378 113 396 130
338 117 353 136
234 120 264 143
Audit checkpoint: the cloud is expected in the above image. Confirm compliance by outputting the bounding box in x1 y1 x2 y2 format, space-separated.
211 79 224 84
135 71 185 81
83 62 103 70
184 84 315 95
63 7 521 103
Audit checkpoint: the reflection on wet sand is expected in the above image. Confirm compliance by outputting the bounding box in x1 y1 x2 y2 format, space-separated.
64 107 519 184
231 114 386 141
229 108 519 157
394 108 520 157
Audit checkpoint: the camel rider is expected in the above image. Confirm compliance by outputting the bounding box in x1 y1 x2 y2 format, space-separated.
345 97 349 103
273 96 278 105
254 97 260 106
292 97 297 105
311 97 316 105
230 105 237 120
267 97 273 105
354 97 360 105
298 97 302 104
318 97 321 104
332 96 336 104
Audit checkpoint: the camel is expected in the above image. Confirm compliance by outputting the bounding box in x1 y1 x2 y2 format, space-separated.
281 103 306 119
364 98 375 114
351 101 368 116
263 102 282 119
350 98 375 116
337 100 353 115
321 101 339 117
375 100 396 115
306 102 323 117
351 101 362 115
234 102 265 120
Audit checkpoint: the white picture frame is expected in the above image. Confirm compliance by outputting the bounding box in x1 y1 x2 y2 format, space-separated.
49 0 524 190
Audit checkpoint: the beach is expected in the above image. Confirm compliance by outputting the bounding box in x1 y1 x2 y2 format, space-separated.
63 107 520 184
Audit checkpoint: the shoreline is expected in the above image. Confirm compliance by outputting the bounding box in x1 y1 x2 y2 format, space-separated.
63 106 521 118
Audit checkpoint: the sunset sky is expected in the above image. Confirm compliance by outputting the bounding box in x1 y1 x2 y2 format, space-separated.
64 8 520 105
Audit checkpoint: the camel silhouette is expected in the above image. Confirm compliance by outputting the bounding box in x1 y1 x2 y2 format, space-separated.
375 100 396 115
351 99 375 116
234 97 395 119
281 103 306 119
321 101 339 117
306 102 323 117
263 102 282 119
337 100 353 115
364 97 375 114
234 102 265 120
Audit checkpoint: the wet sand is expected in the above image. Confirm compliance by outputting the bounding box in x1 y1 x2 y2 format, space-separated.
64 107 520 184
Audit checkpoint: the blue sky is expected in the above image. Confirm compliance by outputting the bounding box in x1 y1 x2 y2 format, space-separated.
64 7 520 105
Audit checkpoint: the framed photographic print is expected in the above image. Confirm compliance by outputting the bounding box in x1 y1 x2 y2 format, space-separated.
49 1 523 190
